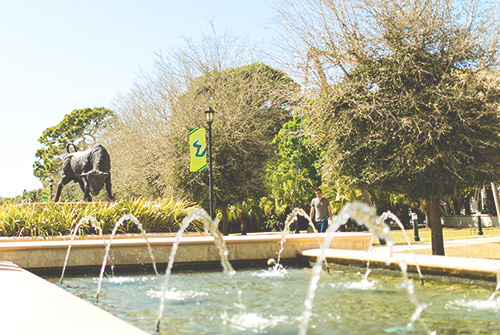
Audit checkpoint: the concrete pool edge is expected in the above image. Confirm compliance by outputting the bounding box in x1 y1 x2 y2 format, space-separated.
0 232 373 270
0 232 372 335
0 261 148 335
2 232 498 335
300 248 500 284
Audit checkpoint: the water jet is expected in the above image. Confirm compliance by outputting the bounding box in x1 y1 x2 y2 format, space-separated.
2 203 498 335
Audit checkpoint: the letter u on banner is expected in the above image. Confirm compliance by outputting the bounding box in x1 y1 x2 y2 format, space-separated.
189 128 207 172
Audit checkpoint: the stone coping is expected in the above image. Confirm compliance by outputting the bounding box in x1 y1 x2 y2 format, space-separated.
0 231 204 242
0 232 370 250
300 248 500 283
0 232 373 270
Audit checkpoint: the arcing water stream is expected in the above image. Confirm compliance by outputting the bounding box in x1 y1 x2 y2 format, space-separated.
154 208 239 334
96 214 159 302
59 215 102 285
298 202 433 335
54 204 500 334
275 207 328 271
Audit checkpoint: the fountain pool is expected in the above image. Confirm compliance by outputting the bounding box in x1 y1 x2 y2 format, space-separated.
46 266 500 334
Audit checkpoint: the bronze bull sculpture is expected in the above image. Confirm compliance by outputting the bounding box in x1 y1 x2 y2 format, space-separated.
54 143 113 202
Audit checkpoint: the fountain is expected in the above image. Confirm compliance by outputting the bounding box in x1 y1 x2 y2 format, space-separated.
45 203 500 335
299 202 432 335
59 215 102 285
96 214 160 302
379 211 424 285
275 207 328 271
154 208 239 333
50 266 500 334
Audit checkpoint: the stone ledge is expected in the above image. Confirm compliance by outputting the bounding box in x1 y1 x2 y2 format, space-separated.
0 232 373 270
300 248 500 282
0 261 148 335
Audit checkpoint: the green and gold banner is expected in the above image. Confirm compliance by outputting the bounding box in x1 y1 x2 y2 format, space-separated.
42 189 50 202
189 128 207 172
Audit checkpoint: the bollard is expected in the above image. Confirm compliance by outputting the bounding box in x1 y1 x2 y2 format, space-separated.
477 211 484 235
412 212 420 242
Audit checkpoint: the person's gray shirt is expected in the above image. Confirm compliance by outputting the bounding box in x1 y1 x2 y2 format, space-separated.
311 197 330 221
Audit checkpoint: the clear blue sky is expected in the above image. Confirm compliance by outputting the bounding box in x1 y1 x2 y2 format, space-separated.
0 0 281 197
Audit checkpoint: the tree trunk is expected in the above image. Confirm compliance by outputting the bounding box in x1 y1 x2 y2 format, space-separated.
463 191 473 215
400 205 411 229
239 210 248 235
429 195 445 255
362 189 386 245
451 197 461 216
362 190 373 206
220 205 229 236
490 183 500 216
421 200 431 228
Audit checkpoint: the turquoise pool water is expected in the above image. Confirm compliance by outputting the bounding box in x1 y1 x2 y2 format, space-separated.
47 267 499 334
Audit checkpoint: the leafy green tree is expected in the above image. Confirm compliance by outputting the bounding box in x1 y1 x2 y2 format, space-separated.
166 62 299 234
104 25 255 200
33 107 115 183
279 0 500 254
266 114 322 213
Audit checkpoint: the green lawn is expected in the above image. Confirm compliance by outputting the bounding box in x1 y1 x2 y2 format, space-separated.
411 243 500 259
372 227 500 259
373 227 500 246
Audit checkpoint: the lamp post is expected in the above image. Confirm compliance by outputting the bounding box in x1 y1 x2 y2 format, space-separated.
46 178 54 199
205 107 215 220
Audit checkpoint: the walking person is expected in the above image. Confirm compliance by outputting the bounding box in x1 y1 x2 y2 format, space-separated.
310 188 333 232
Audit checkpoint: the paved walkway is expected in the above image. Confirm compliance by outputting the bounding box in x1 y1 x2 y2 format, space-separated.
375 235 500 252
301 235 500 283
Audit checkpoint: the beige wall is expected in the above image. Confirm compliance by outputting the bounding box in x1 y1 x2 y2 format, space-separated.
0 232 372 269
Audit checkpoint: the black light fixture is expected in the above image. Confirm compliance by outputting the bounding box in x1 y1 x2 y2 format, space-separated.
205 107 215 221
205 106 214 125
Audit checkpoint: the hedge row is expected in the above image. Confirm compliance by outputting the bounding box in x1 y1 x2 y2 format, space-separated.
0 198 203 238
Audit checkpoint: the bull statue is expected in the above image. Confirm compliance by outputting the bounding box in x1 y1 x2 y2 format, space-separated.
54 143 114 202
